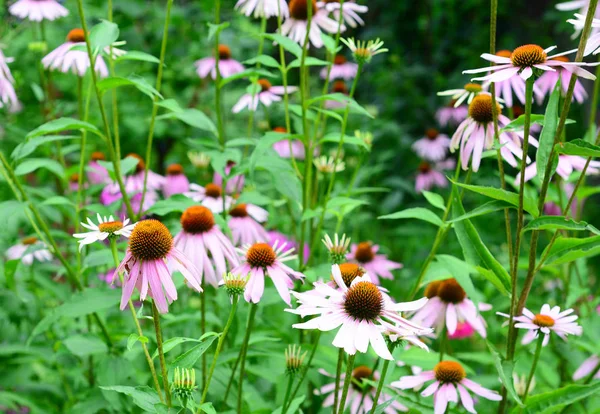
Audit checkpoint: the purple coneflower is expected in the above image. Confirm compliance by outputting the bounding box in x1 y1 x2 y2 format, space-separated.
535 56 587 103
480 50 531 108
42 29 109 78
436 100 468 127
415 160 453 194
213 160 245 194
233 79 297 113
320 54 358 80
87 152 109 185
280 0 343 48
346 242 402 285
185 183 232 214
413 129 451 162
517 154 600 182
9 0 68 21
229 203 270 246
438 83 485 107
0 49 20 112
234 0 289 18
195 44 245 80
163 164 190 198
6 236 52 265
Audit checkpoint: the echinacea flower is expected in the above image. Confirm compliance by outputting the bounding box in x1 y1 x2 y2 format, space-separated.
517 154 600 182
231 241 304 305
450 93 536 172
558 1 600 39
323 233 351 264
195 44 245 80
42 29 109 77
87 152 109 185
123 153 165 194
280 0 343 48
341 37 388 65
6 237 52 265
163 164 190 198
415 160 454 193
463 44 597 83
288 265 432 360
411 279 491 338
173 206 239 287
213 160 245 194
0 49 20 112
543 183 581 218
318 0 368 28
234 0 289 18
314 155 345 173
573 355 600 381
569 13 600 55
347 242 402 285
232 79 297 113
112 219 202 314
9 0 68 22
479 50 532 108
320 54 358 80
497 304 582 346
535 56 588 103
315 366 407 413
413 129 451 162
391 360 502 413
436 100 468 127
221 271 250 299
437 83 485 107
268 230 309 264
188 151 211 169
228 203 270 246
272 127 307 159
73 214 135 251
448 321 476 340
185 183 232 214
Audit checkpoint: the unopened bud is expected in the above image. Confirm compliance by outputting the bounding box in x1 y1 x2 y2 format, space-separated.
285 344 307 375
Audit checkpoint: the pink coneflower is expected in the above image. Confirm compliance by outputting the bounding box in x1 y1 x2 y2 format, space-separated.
228 203 270 246
213 160 245 194
98 268 120 288
112 219 202 314
568 13 600 53
194 44 245 80
288 265 431 360
268 230 310 264
517 154 600 182
173 206 239 287
280 0 343 48
573 355 600 380
231 241 304 305
325 80 349 109
87 152 109 185
185 183 232 214
0 50 20 112
479 50 531 108
320 55 358 80
72 214 135 251
498 304 582 346
232 79 297 113
316 366 407 413
6 236 52 265
123 153 165 194
271 126 307 160
464 44 597 83
163 164 190 198
234 0 289 18
450 94 536 172
318 0 367 28
413 129 451 162
415 161 449 193
448 322 476 340
535 56 588 104
543 183 581 218
436 100 468 127
411 279 491 338
346 242 402 285
391 360 502 413
42 29 109 78
9 0 68 21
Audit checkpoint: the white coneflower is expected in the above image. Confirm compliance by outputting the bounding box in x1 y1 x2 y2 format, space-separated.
73 214 136 251
437 83 486 107
341 37 388 65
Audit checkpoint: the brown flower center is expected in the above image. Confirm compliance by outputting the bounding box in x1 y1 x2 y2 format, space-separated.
67 28 86 43
289 0 319 20
22 236 38 245
354 242 375 263
424 280 443 298
351 365 374 390
344 281 384 321
425 128 439 140
468 94 501 124
496 50 512 58
511 44 547 67
532 314 555 327
98 221 124 234
258 79 272 92
204 183 222 199
70 173 79 182
418 161 431 173
512 105 524 118
246 243 276 268
334 55 347 65
332 80 348 94
127 153 146 174
437 279 466 304
552 55 569 63
273 126 288 133
91 151 106 161
434 361 466 383
181 206 215 234
218 44 232 60
335 263 366 287
229 204 249 218
128 220 173 261
166 163 184 176
464 83 482 93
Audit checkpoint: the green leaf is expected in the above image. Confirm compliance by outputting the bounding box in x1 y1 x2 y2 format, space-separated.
171 334 218 368
27 117 103 139
476 266 510 296
448 200 514 223
152 336 206 360
28 288 121 343
243 55 280 68
99 386 160 413
320 133 370 150
452 181 539 217
541 235 600 266
263 33 303 58
537 78 561 183
89 20 119 51
500 114 545 132
11 135 79 160
556 138 600 158
320 33 340 55
272 396 305 414
487 341 524 407
422 191 446 211
308 93 374 119
207 22 230 40
97 76 162 99
127 334 148 351
63 334 108 357
523 216 600 235
197 402 217 414
145 194 196 216
156 99 216 134
14 158 64 178
218 68 276 88
41 196 75 208
510 383 600 414
115 50 160 64
288 56 330 69
249 131 287 178
96 155 140 179
378 207 444 227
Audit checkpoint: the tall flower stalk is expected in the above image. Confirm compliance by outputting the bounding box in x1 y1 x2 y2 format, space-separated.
152 301 172 407
237 303 259 413
337 354 356 413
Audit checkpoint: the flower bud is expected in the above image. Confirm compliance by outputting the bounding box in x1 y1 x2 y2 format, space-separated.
285 344 307 375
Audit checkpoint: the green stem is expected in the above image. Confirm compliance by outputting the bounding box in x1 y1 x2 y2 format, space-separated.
214 0 226 150
199 295 239 410
107 0 121 160
285 331 322 412
369 359 390 414
138 0 173 219
333 349 344 414
201 283 207 390
246 17 267 139
439 325 448 362
522 335 544 403
281 374 295 414
237 303 258 413
152 302 172 407
337 354 356 414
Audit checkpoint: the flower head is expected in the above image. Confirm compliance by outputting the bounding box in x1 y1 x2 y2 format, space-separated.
535 55 588 103
222 272 250 299
415 160 454 193
164 164 190 198
323 233 352 264
438 83 486 107
233 79 297 113
320 54 359 80
314 155 345 173
6 237 52 265
436 100 468 127
318 0 368 28
185 183 232 214
341 37 388 65
87 152 109 185
172 367 197 402
73 214 136 251
280 0 343 48
228 203 270 246
413 129 451 162
235 0 289 18
195 44 245 80
188 151 211 169
9 0 68 22
347 242 402 284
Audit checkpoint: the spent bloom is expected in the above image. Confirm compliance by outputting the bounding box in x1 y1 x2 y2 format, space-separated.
6 237 52 266
437 83 485 107
412 128 451 162
173 206 240 287
280 0 343 48
9 0 68 22
288 265 432 360
231 241 304 305
234 0 289 18
163 164 190 198
347 242 402 284
341 37 388 65
228 203 270 246
72 214 135 251
42 29 109 77
112 220 202 314
323 233 351 264
318 0 368 28
391 360 502 413
195 44 245 80
233 79 297 113
320 54 358 80
497 304 582 346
